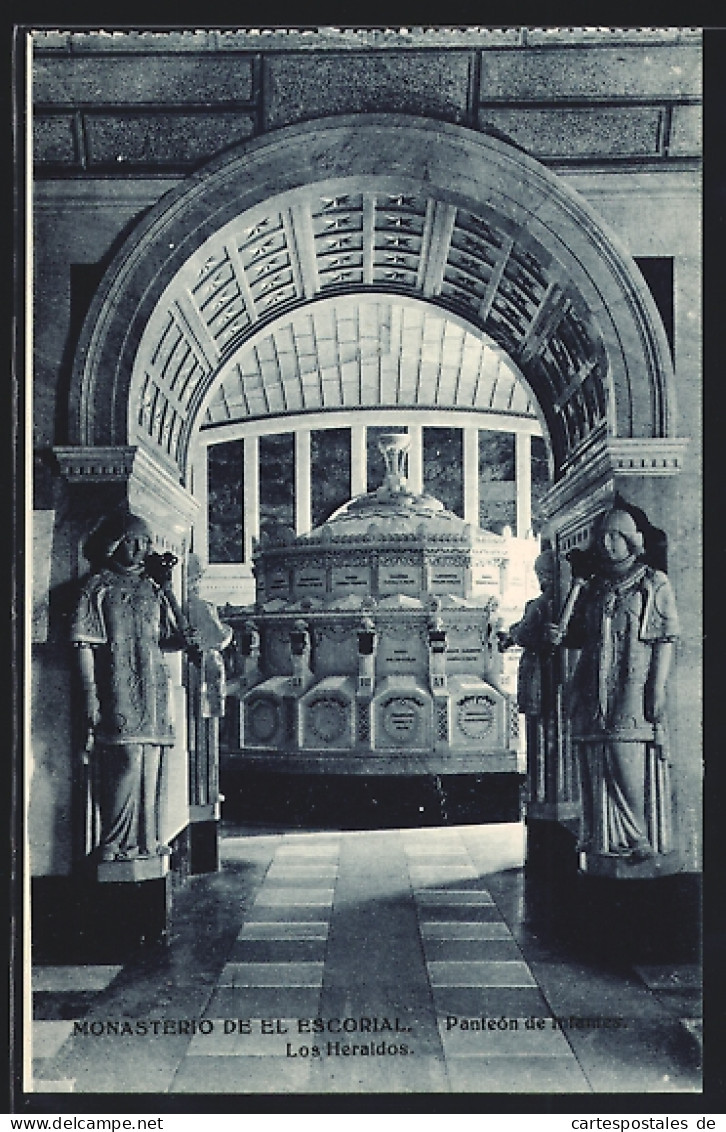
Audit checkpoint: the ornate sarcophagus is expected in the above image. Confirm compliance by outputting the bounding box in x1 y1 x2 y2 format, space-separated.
223 433 521 779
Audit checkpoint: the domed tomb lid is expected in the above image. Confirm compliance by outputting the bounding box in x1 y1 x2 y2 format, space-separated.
299 432 494 546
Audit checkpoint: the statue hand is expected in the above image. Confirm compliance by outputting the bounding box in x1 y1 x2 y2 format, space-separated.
84 699 100 729
545 623 563 647
645 681 666 724
82 708 98 762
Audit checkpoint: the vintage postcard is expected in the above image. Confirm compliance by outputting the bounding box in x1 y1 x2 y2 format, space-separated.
16 24 709 1111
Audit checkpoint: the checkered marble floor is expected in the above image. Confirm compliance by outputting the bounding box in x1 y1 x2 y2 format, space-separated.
29 823 702 1095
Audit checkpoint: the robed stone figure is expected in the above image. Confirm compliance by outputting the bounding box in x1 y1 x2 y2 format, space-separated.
72 512 196 862
553 502 679 864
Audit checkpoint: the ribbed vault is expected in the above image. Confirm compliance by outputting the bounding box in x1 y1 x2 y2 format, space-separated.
69 116 676 484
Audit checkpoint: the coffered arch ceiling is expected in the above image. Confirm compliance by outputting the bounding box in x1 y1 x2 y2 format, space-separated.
198 295 536 434
70 116 675 484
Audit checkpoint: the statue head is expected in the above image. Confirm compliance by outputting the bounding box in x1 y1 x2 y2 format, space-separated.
95 511 153 569
533 549 556 593
597 508 645 571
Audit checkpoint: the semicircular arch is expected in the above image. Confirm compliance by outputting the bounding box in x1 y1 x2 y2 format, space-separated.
68 114 676 485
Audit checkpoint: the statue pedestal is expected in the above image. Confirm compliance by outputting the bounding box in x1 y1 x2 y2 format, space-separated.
523 816 581 948
577 871 701 963
580 849 681 880
96 854 170 884
189 801 221 875
82 854 172 957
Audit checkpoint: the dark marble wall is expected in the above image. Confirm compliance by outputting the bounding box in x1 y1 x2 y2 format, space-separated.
31 30 701 176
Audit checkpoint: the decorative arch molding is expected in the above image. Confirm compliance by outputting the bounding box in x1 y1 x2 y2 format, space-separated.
68 114 677 486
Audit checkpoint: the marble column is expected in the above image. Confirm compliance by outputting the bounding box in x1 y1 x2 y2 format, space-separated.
295 429 312 535
407 424 424 495
515 431 532 538
244 435 259 563
351 425 367 498
463 427 480 527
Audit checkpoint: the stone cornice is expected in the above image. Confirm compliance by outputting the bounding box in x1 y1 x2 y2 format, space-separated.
33 27 701 53
53 445 138 481
53 444 200 530
542 436 690 521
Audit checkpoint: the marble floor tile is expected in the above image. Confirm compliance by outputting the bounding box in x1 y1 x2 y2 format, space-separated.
408 867 478 884
413 890 495 904
438 1015 573 1057
556 1018 702 1092
186 1018 303 1056
219 842 279 861
218 962 324 987
416 905 505 922
252 888 335 905
78 983 213 1022
237 921 329 940
264 866 339 881
170 1054 314 1093
432 986 552 1018
403 851 473 863
228 939 328 962
204 987 322 1018
32 966 123 992
427 961 537 987
28 823 703 1097
31 1019 77 1059
28 1074 77 1093
33 990 106 1020
634 964 702 991
308 1052 450 1094
446 1055 591 1093
47 1032 193 1094
274 842 339 851
243 905 333 922
421 939 525 962
527 960 676 1023
313 994 442 1057
650 991 703 1018
419 921 513 941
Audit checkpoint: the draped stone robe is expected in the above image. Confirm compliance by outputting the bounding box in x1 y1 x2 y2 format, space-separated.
563 563 679 857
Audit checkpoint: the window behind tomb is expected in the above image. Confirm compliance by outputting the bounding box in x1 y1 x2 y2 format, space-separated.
259 432 295 542
312 428 351 526
478 431 515 533
424 427 464 516
207 440 244 563
530 434 550 537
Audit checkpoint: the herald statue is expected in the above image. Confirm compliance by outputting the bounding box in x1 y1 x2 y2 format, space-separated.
499 549 557 807
552 500 679 864
184 553 234 810
72 512 199 862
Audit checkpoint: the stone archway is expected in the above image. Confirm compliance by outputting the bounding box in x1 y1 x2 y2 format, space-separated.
68 115 678 488
59 113 695 879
